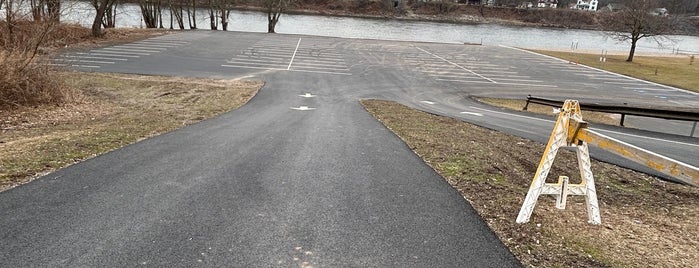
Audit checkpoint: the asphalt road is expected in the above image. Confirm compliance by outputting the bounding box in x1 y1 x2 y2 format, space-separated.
3 31 698 267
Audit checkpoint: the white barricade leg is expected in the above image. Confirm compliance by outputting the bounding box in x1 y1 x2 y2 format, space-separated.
516 115 568 224
576 142 601 224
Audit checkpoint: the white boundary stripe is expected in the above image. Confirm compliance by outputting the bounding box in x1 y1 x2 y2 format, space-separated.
467 106 699 147
501 45 699 97
414 46 496 83
288 38 302 70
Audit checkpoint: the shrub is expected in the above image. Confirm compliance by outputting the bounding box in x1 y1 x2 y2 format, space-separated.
0 50 73 108
0 20 81 109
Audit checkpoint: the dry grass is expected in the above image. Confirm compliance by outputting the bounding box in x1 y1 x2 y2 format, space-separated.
531 50 699 93
0 72 262 191
362 99 699 268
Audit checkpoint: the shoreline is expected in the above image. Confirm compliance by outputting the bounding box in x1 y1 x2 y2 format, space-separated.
231 4 698 37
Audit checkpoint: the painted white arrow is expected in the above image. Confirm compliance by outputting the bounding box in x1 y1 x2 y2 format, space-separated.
420 101 436 105
299 93 315 98
291 106 316 111
460 111 483 116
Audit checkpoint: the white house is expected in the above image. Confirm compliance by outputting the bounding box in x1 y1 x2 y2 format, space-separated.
575 0 598 11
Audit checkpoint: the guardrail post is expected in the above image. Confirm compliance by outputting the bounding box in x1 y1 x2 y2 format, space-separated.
691 121 697 137
620 114 625 127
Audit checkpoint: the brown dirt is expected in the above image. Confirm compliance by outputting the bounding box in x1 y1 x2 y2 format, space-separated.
362 99 699 268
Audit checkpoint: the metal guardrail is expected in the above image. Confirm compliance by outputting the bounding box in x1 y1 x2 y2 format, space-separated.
524 95 699 132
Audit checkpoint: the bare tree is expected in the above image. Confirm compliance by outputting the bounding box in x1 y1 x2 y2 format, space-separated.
187 0 197 29
3 0 16 45
263 0 294 33
207 0 219 30
140 0 161 28
217 0 235 31
600 0 675 62
170 0 186 29
95 0 119 28
91 0 118 36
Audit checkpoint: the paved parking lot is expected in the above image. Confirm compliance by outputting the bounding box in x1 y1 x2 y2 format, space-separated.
56 31 699 108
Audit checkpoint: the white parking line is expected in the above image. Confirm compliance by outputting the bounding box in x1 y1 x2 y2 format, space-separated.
287 38 302 70
292 65 350 72
604 81 646 85
502 45 699 97
76 52 141 58
143 40 188 45
114 45 166 50
127 43 177 48
436 79 557 87
485 74 532 78
291 60 346 67
625 87 672 91
102 47 160 53
229 58 286 64
288 69 352 76
64 55 127 61
293 55 345 62
53 59 114 64
221 65 285 71
493 78 545 83
415 46 496 83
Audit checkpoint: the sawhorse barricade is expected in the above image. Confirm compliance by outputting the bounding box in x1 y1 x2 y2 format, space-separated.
517 100 699 225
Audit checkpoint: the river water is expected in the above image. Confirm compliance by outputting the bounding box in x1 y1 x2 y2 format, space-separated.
11 1 699 54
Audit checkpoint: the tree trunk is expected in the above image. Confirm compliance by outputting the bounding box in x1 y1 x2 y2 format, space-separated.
192 0 197 29
92 0 109 37
158 1 164 28
627 37 638 62
47 0 60 22
6 0 15 45
268 13 279 33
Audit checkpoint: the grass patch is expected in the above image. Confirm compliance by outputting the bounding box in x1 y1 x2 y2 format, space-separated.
362 99 699 268
0 72 262 191
531 50 699 93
